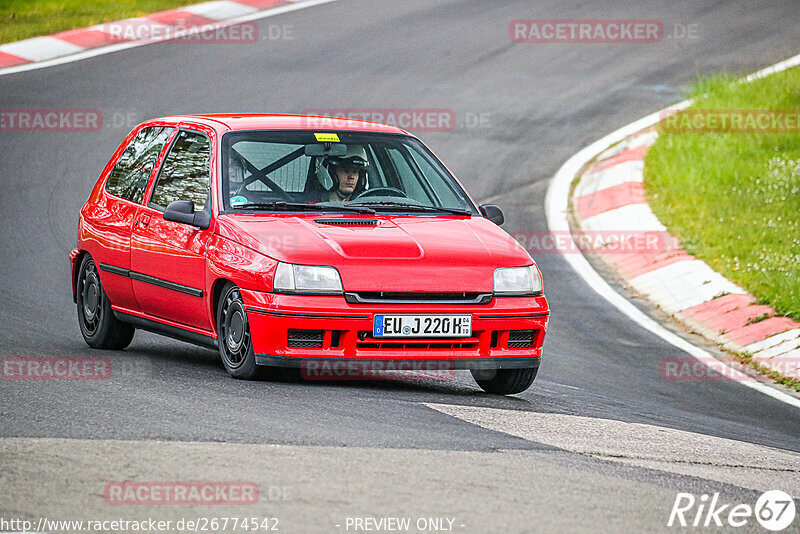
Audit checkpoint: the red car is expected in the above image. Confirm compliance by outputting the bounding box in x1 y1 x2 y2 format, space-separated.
71 114 549 394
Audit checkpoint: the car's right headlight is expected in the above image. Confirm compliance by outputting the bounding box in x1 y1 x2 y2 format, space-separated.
273 262 343 295
493 265 543 296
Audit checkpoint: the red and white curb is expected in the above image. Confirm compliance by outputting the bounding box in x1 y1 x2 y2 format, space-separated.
546 52 800 408
572 129 799 380
0 0 335 74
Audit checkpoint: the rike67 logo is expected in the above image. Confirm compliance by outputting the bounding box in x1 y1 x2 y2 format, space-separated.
668 490 796 531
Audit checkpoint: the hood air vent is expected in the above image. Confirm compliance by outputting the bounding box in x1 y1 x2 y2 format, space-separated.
314 219 379 226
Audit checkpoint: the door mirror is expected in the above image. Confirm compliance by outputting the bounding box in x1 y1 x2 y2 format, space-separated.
163 200 211 229
479 204 504 226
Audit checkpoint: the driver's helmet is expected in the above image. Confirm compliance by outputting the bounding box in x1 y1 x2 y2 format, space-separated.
324 145 369 195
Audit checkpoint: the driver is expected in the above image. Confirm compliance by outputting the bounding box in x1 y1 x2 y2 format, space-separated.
323 145 369 202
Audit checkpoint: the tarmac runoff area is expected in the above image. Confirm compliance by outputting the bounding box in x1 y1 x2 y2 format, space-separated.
3 408 800 533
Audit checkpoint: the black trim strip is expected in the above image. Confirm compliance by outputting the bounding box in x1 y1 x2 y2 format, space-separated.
274 289 344 297
113 311 217 349
477 313 550 319
98 263 130 277
255 354 540 370
344 292 493 305
97 263 203 297
246 308 369 320
130 271 203 297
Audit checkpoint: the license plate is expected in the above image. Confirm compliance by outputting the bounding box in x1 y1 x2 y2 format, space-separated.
373 314 472 338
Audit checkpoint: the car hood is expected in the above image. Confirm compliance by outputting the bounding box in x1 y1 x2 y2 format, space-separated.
215 214 534 292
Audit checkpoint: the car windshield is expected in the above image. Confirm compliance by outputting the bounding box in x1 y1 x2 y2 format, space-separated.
220 131 477 215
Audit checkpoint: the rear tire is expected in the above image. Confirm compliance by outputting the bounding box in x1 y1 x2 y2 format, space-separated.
471 367 538 395
216 283 263 380
76 255 135 349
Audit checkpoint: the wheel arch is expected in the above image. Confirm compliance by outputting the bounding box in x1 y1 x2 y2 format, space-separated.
210 277 236 333
71 250 91 303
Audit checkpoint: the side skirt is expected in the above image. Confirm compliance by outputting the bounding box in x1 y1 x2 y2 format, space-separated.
114 311 217 350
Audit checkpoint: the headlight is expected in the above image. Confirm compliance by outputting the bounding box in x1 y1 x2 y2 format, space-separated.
273 262 343 294
494 265 543 295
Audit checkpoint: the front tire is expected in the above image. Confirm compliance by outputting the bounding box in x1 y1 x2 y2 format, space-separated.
76 255 135 349
216 283 263 380
471 367 538 395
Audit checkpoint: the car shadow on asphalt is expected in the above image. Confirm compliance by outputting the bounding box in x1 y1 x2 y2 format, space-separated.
123 338 544 409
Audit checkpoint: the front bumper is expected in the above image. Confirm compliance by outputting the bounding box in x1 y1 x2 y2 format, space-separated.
240 290 549 370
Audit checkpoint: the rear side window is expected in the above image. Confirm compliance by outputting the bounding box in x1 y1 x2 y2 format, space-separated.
106 126 173 203
150 130 211 211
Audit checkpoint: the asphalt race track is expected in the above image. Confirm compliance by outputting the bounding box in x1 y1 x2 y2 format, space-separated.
1 1 800 532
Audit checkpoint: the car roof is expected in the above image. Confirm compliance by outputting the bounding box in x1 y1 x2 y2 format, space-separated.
151 114 409 135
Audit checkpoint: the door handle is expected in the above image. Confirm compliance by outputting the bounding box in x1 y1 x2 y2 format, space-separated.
139 214 151 227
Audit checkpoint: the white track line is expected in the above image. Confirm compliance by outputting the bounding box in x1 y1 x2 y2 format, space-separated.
545 52 800 409
0 0 339 77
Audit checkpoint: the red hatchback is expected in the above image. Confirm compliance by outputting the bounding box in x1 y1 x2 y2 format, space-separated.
71 114 549 394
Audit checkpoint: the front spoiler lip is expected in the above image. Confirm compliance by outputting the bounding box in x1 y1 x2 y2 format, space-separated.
255 354 541 370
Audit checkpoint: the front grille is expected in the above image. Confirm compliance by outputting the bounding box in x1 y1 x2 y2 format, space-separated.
356 331 479 350
508 330 535 349
357 340 480 350
314 219 379 226
331 330 342 348
287 329 324 348
345 292 492 305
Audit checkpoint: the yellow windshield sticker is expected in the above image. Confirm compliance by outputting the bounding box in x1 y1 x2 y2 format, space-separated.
314 133 340 142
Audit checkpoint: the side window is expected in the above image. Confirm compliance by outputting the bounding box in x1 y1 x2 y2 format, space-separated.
106 126 173 203
150 130 211 211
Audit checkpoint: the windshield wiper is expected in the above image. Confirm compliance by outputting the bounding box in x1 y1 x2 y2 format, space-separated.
348 201 471 216
233 202 375 215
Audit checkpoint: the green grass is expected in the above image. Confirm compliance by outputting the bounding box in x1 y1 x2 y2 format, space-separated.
0 0 204 44
645 67 800 321
739 351 800 393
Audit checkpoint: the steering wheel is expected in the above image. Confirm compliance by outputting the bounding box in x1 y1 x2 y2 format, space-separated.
353 187 407 200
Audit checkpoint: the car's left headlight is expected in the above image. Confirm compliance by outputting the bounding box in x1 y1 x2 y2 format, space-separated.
273 262 343 295
494 265 543 295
